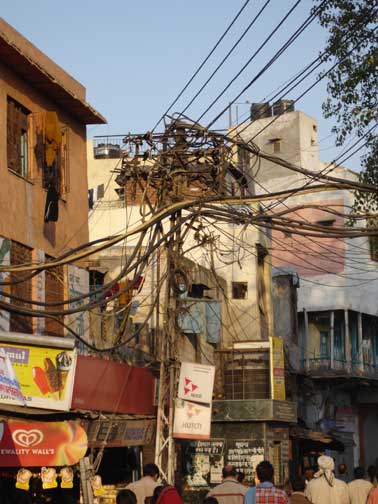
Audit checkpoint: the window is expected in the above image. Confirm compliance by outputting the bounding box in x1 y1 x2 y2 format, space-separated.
7 97 31 178
267 138 281 154
367 218 378 261
10 241 33 334
316 219 335 227
232 281 248 300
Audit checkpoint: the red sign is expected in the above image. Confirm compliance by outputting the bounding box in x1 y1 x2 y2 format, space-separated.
0 420 87 467
72 356 156 415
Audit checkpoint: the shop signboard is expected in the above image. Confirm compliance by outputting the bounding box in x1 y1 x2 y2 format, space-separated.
83 419 155 447
72 355 156 415
270 336 286 401
0 419 87 467
178 362 215 404
173 399 212 440
0 342 76 411
226 440 264 483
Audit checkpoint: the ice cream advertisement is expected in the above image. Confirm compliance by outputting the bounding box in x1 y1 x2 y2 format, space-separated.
0 419 87 467
0 343 76 411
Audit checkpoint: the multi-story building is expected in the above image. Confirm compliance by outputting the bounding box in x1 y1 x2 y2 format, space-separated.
0 17 106 340
238 101 378 471
87 131 297 491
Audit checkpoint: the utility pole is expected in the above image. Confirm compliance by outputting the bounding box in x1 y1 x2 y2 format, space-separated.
115 120 245 484
154 123 184 483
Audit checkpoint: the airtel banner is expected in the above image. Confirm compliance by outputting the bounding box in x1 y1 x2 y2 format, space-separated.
0 420 87 467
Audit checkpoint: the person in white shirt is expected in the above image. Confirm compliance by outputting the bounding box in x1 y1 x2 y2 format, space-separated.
305 455 349 504
126 463 160 504
348 466 373 504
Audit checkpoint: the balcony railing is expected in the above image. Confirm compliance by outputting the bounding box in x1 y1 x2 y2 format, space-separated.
300 353 378 377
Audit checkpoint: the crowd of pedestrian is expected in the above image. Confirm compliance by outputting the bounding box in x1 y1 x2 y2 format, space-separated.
118 457 378 504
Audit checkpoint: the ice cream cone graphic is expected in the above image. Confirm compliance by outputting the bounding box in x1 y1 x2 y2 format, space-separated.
56 352 72 399
44 358 59 394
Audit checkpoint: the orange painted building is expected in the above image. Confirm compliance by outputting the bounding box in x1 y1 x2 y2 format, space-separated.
0 18 106 337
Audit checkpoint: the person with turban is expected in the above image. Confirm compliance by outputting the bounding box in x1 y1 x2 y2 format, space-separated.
305 455 349 504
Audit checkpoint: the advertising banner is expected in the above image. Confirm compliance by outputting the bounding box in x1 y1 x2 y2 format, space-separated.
270 336 286 401
0 419 87 467
173 399 211 440
0 342 76 411
178 362 215 404
183 439 225 487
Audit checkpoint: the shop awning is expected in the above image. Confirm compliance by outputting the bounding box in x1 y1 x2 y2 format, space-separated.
290 426 345 451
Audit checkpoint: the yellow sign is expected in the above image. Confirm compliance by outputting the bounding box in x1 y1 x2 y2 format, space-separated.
0 342 76 411
270 336 286 401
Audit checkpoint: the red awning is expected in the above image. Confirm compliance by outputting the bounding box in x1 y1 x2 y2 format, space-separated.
72 356 156 416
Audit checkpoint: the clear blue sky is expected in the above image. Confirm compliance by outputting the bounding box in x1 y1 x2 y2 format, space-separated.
2 0 362 170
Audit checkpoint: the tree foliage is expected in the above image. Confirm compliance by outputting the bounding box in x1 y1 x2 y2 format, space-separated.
313 0 378 214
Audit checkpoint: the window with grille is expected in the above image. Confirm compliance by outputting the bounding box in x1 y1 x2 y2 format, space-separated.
10 241 33 334
7 97 31 178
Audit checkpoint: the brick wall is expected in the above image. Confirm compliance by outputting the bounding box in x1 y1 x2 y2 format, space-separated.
10 240 33 333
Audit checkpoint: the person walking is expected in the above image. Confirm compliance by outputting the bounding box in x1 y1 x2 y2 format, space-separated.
305 455 349 504
289 477 313 504
348 467 373 504
245 460 288 504
126 464 160 504
117 489 137 504
338 464 349 483
151 485 183 504
206 465 248 504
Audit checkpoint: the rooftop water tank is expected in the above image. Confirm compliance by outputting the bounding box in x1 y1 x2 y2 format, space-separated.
272 99 295 116
250 102 271 121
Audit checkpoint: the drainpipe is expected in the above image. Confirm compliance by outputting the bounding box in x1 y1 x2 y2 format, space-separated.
304 309 309 371
344 309 351 372
330 311 335 370
358 312 364 372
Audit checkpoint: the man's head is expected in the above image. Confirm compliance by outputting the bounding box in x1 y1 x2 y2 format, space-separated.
256 461 274 484
318 455 335 472
291 477 306 493
222 465 238 480
237 471 245 483
354 466 365 480
304 467 315 481
116 489 137 504
143 463 160 481
338 463 347 475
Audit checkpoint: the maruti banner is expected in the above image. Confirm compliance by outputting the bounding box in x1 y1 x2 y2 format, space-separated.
0 342 76 411
0 420 87 467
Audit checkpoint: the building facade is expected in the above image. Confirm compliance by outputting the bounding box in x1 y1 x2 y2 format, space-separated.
239 102 378 471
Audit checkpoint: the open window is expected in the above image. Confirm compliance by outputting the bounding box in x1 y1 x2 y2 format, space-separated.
232 281 248 300
33 111 69 195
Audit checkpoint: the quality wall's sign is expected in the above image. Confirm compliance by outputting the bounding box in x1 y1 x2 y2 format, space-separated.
0 420 87 467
